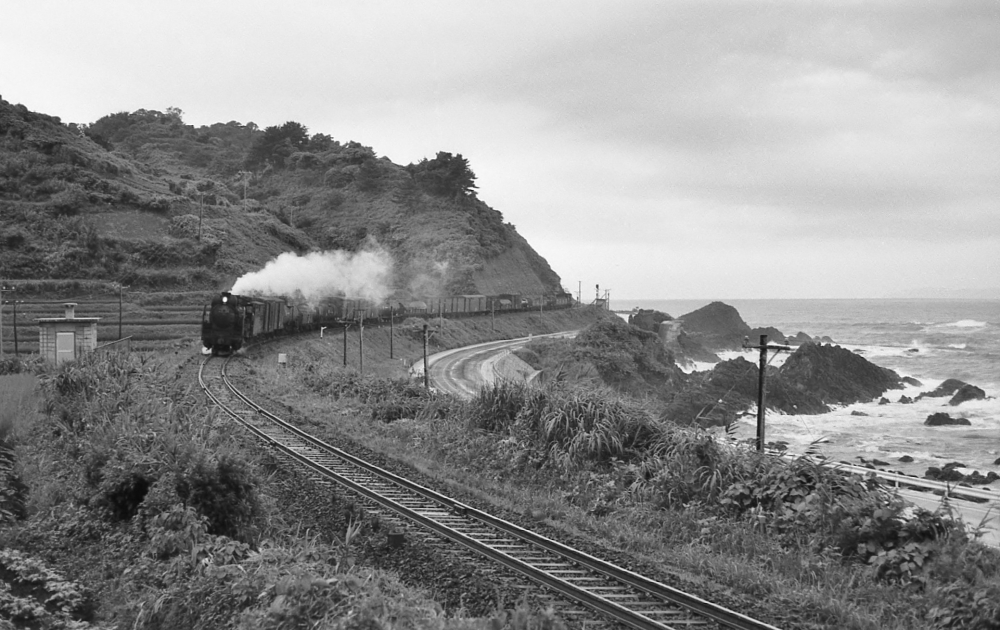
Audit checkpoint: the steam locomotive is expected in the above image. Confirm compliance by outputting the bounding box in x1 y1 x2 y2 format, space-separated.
201 291 574 354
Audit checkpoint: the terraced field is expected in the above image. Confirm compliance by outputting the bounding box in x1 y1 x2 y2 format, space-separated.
0 290 216 355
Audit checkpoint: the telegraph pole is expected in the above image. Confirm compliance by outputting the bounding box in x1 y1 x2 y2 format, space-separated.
0 284 13 357
116 283 129 340
743 334 791 451
422 323 429 389
358 316 364 374
389 304 394 359
343 324 348 367
12 300 22 356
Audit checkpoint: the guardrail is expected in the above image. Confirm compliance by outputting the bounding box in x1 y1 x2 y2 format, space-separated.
775 452 1000 504
829 460 1000 503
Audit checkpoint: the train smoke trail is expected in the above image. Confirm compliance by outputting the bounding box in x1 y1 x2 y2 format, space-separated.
230 245 393 304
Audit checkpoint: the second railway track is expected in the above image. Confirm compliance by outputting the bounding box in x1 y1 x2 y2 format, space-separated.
199 354 783 630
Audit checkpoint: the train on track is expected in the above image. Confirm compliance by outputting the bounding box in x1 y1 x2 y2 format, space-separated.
201 291 575 354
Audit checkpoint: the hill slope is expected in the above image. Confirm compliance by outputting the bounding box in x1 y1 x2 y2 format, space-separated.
0 97 564 299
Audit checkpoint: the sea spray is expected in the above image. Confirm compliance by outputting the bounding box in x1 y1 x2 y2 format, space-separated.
231 246 393 304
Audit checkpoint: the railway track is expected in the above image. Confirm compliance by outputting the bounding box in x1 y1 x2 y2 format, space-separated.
199 354 783 630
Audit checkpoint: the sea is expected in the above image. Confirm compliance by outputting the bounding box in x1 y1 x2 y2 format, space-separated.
614 299 1000 479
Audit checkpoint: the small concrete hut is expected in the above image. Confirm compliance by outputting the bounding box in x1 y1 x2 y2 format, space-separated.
37 303 100 364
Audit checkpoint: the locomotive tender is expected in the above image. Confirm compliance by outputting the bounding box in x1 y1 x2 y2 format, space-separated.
201 290 574 354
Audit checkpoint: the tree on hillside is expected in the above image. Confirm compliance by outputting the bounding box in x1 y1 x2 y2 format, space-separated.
85 108 187 149
245 121 310 169
307 133 336 152
407 152 477 198
355 158 382 192
392 174 422 212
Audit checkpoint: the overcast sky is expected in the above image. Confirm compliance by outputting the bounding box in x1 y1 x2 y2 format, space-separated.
2 1 997 299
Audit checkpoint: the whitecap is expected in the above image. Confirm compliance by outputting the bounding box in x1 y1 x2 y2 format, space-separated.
940 319 987 328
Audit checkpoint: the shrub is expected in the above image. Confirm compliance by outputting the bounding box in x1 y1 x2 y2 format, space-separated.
47 183 88 215
143 195 172 213
175 453 260 540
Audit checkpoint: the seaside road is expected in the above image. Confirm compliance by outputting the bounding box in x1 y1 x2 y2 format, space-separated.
412 331 578 400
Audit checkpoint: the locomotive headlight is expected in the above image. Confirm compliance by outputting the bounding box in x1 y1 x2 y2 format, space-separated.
222 296 228 303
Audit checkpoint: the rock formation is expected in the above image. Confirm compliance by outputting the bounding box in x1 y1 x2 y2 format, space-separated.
949 383 986 406
774 343 903 412
657 320 719 364
627 309 673 332
924 412 971 426
916 378 969 401
748 326 787 345
676 301 752 351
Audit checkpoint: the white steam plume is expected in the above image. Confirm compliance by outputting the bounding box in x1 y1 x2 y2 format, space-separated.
230 246 393 304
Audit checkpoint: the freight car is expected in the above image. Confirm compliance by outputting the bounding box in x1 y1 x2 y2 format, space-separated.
201 290 577 353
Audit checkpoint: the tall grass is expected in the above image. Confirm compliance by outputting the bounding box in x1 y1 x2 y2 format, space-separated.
0 374 38 523
0 374 39 442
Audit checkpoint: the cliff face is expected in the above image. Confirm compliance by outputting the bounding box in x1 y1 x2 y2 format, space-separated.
0 98 563 297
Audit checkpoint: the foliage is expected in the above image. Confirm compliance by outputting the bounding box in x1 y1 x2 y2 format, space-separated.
408 151 478 197
467 380 659 469
246 121 310 169
302 368 450 422
0 548 94 627
34 352 263 541
571 318 684 401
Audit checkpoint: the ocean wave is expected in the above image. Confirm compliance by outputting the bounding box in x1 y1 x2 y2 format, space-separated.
938 319 988 328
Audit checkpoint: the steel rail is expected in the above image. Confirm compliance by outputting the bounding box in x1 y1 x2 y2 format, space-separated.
200 357 782 630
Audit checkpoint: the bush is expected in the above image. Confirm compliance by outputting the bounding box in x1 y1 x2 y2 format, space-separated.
175 453 260 540
47 183 88 215
143 195 172 213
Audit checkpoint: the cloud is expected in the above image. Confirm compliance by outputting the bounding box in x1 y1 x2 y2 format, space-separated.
1 0 997 298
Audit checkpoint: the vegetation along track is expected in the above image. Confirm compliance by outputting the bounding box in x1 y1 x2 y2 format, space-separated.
198 353 783 630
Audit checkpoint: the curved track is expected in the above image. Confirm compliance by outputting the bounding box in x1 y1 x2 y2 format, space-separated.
200 355 783 630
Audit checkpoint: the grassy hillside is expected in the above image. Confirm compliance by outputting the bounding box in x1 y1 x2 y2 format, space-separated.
0 98 564 298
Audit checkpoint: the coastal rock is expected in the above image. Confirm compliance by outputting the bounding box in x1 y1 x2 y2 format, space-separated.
967 471 1000 484
949 383 986 406
879 397 890 405
774 343 903 411
788 331 814 346
902 376 923 387
850 410 869 416
898 455 914 463
898 395 914 404
657 320 719 364
925 462 1000 485
916 378 968 401
994 458 1000 466
628 309 673 333
925 466 965 482
676 301 751 351
661 357 759 426
749 326 787 345
924 412 971 426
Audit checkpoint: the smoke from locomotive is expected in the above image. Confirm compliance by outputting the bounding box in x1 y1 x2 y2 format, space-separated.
231 247 393 305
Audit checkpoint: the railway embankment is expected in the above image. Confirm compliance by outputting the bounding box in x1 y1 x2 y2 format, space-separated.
242 309 1000 630
3 305 1000 629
